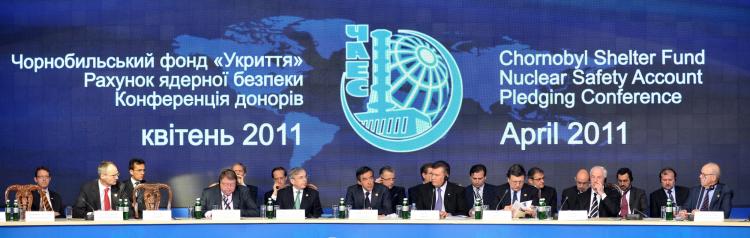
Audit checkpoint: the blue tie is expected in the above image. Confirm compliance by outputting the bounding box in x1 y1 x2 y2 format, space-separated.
434 188 443 211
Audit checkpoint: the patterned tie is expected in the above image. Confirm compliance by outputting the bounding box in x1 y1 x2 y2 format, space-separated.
475 188 481 201
699 186 714 211
434 188 443 211
589 193 599 218
364 191 371 208
620 190 629 217
39 190 53 211
666 189 675 203
222 195 231 210
103 187 111 211
294 190 302 209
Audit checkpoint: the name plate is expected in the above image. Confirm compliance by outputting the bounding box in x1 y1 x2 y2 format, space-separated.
482 210 512 221
24 211 55 222
0 212 5 222
348 209 378 220
94 210 124 221
558 210 589 221
410 210 440 220
210 209 240 221
143 210 172 221
693 211 724 222
276 209 305 219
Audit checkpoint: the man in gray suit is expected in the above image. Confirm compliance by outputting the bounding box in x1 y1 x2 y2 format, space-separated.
616 168 647 217
200 169 259 218
681 162 733 218
345 166 393 215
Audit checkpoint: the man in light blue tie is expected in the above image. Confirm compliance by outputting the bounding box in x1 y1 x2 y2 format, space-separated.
415 161 467 218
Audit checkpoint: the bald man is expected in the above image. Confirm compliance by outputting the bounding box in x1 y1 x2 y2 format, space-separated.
681 162 733 218
560 169 589 210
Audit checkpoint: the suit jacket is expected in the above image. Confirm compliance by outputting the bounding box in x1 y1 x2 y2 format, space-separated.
538 186 558 215
345 183 393 215
243 184 259 205
200 185 259 217
576 186 621 217
649 185 689 218
464 183 499 209
276 186 322 218
407 183 426 205
30 189 64 218
388 186 406 210
620 186 647 216
119 178 146 219
560 186 583 211
683 183 733 218
415 181 467 216
263 190 276 205
73 179 124 218
494 183 540 209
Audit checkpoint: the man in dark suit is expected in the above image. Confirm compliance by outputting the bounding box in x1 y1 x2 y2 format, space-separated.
495 164 539 218
577 166 620 218
263 167 287 205
276 167 322 218
345 166 393 215
73 161 126 218
527 167 557 216
408 162 433 205
232 162 259 205
649 167 690 218
119 158 146 219
615 168 647 217
201 169 259 218
415 161 467 218
681 162 733 218
464 164 498 210
376 166 406 210
560 169 590 211
30 166 64 218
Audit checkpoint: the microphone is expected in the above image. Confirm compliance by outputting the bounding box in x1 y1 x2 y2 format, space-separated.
495 189 509 210
430 187 436 210
634 209 649 218
559 196 569 212
626 209 648 220
76 196 96 220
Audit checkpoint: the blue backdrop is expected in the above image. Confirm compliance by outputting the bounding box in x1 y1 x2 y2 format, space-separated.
1 0 748 208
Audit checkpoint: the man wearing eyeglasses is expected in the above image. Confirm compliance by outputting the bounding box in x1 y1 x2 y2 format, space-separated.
276 167 322 218
73 161 123 218
30 166 64 218
376 166 405 210
680 162 733 218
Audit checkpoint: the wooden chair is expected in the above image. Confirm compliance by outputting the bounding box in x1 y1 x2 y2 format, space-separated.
132 183 172 218
4 184 42 213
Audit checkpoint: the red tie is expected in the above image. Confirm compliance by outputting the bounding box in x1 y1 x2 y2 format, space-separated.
620 190 629 217
103 187 111 211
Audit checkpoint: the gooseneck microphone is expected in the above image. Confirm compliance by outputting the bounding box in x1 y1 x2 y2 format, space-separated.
495 189 509 210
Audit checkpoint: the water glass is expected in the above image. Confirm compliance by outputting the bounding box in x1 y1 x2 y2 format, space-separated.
65 206 73 220
187 207 194 219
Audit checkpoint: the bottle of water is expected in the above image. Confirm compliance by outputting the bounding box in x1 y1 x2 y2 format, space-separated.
265 198 275 219
5 200 12 222
474 197 483 219
338 198 347 219
665 198 674 221
400 198 410 219
12 200 20 221
194 198 203 219
122 199 130 220
537 198 547 220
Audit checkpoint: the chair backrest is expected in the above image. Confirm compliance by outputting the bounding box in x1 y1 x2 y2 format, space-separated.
4 184 42 212
133 183 172 218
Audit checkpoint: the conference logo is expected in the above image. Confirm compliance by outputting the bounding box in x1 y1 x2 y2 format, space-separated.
341 24 463 152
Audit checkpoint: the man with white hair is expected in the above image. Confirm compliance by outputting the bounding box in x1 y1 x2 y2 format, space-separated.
681 162 733 218
576 166 621 218
73 161 125 218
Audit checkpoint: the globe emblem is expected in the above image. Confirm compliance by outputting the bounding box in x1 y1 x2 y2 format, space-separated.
341 28 463 152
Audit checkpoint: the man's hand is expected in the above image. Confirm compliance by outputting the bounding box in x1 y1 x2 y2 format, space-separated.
375 177 383 184
439 211 448 219
592 182 604 196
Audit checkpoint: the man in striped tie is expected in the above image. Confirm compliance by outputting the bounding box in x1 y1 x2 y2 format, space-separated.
31 166 64 218
578 166 621 218
200 169 259 218
680 162 733 218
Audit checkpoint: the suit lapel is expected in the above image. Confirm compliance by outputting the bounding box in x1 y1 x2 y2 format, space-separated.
354 187 364 207
709 185 721 209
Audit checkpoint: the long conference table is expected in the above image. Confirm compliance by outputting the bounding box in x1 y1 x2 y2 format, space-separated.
2 217 749 238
